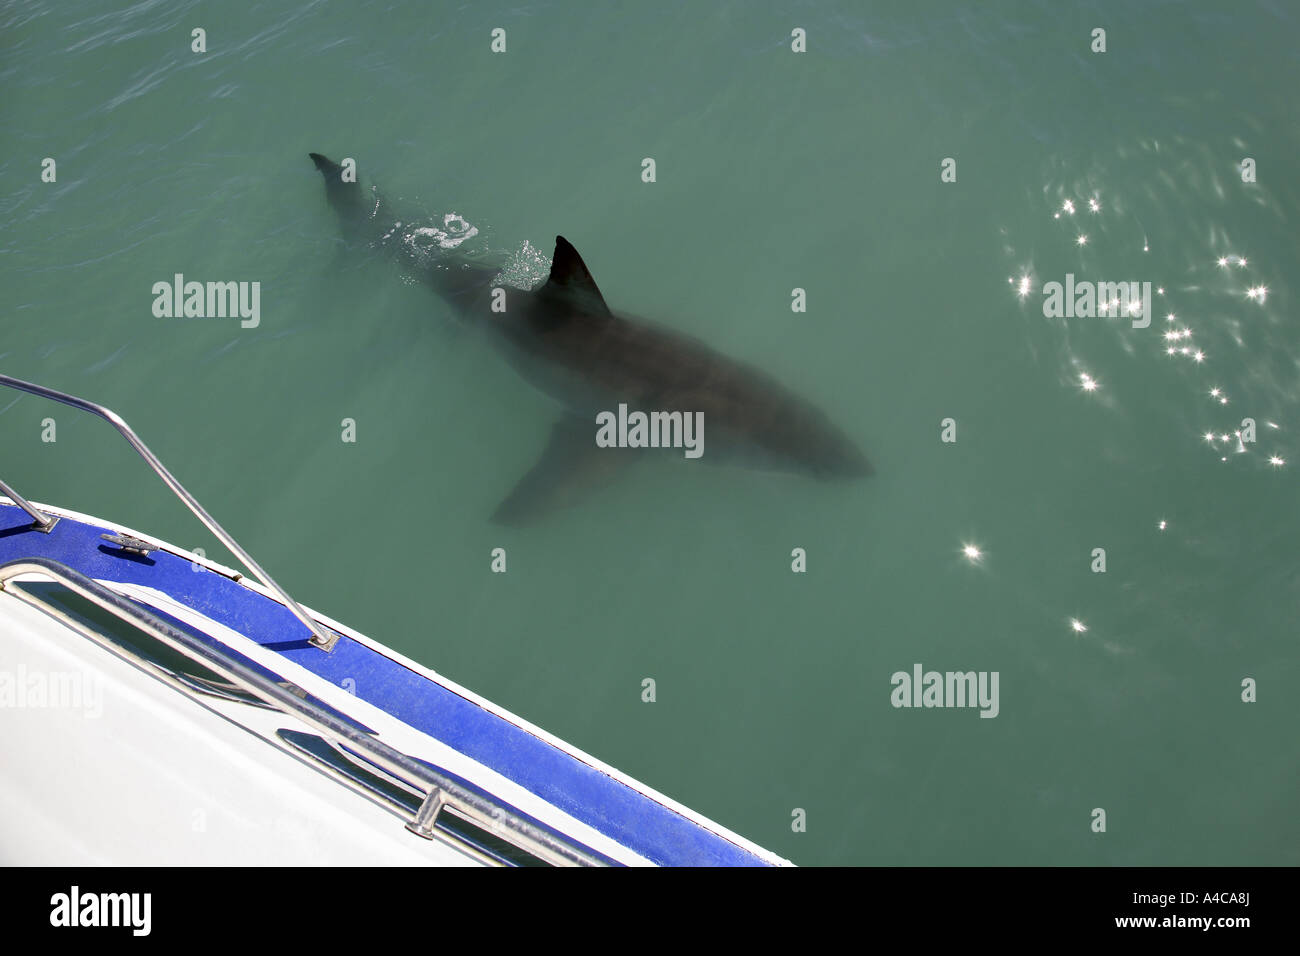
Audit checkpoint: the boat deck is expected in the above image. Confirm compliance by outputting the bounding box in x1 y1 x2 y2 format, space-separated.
0 499 785 866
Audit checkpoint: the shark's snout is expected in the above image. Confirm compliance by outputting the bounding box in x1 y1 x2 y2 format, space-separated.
818 442 874 479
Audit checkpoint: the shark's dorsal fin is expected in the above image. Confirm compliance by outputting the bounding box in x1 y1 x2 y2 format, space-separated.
542 236 611 316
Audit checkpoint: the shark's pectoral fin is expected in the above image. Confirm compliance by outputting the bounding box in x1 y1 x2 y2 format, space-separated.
492 416 629 525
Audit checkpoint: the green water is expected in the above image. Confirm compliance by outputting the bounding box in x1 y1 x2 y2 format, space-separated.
2 0 1297 865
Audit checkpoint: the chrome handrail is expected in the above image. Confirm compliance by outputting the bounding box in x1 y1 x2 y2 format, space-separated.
0 557 613 867
0 373 336 650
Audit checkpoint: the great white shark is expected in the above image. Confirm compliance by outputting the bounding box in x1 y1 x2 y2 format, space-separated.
309 152 871 523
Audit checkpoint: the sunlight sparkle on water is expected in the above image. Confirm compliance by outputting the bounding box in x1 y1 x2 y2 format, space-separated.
961 544 983 563
1269 456 1285 467
1070 618 1088 633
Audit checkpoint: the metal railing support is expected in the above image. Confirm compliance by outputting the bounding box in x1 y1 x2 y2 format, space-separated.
0 373 336 650
0 477 57 532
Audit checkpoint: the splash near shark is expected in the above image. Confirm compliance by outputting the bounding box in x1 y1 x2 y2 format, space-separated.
309 152 871 523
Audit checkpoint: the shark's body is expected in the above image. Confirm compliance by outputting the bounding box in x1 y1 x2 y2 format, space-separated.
310 152 870 522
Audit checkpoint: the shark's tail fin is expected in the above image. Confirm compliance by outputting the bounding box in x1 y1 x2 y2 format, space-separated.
309 152 367 227
309 152 344 177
